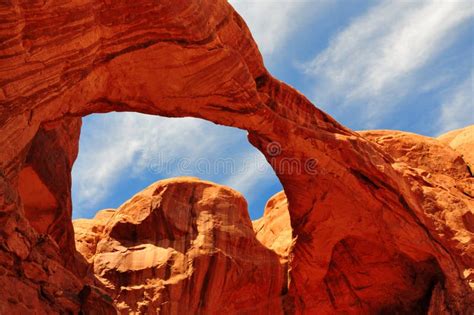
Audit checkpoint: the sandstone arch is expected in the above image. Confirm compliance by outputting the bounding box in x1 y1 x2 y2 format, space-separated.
0 1 472 313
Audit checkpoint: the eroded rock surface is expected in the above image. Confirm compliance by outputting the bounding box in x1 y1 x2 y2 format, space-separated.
361 130 474 292
438 125 474 167
0 0 473 313
74 177 285 314
253 191 293 263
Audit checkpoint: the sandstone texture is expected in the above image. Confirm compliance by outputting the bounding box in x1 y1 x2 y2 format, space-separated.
74 177 285 314
438 125 474 167
0 0 473 313
253 191 293 263
361 130 474 303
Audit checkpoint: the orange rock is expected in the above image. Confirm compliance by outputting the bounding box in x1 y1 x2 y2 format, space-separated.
74 209 115 262
74 177 285 314
0 0 473 313
438 125 474 166
253 191 293 263
361 130 474 297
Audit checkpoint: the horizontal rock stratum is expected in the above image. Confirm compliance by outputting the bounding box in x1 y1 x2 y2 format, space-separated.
0 0 473 313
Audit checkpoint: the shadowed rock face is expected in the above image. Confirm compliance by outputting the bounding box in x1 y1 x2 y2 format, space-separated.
0 0 473 313
74 178 285 314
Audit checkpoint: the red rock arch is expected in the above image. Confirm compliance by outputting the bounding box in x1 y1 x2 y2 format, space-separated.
0 0 471 313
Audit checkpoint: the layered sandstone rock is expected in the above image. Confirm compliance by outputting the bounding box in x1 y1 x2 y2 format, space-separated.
74 177 285 314
74 209 115 262
253 191 293 263
0 118 115 314
252 191 294 313
361 130 474 290
0 0 473 313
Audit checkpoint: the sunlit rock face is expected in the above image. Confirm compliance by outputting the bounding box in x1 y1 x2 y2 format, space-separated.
253 191 293 264
0 0 473 313
438 125 474 167
74 177 285 314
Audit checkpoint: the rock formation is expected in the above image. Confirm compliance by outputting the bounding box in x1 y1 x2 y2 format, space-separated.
253 191 293 263
0 0 472 313
438 125 474 167
74 177 285 314
360 130 474 311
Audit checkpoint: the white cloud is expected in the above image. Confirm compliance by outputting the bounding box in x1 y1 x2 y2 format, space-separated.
223 150 274 199
229 0 321 56
438 71 474 134
303 0 474 125
73 113 226 210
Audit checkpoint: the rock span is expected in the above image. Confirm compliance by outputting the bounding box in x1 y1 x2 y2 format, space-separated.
0 0 472 313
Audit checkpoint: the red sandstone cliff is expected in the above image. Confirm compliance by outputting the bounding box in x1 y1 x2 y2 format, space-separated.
0 0 473 313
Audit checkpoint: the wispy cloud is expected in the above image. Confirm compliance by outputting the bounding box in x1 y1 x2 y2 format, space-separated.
72 113 227 210
223 150 274 199
303 0 474 126
437 70 474 134
229 0 321 57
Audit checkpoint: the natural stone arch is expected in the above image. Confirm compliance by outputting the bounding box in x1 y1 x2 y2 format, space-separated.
0 0 471 313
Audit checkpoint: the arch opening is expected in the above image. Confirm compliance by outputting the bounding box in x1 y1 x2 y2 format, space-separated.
1 0 470 313
67 112 294 313
71 112 283 221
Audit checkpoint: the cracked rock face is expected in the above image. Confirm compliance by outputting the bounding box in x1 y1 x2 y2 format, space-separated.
0 0 473 313
74 177 285 314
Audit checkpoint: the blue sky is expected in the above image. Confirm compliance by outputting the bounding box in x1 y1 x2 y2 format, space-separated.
72 0 474 220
